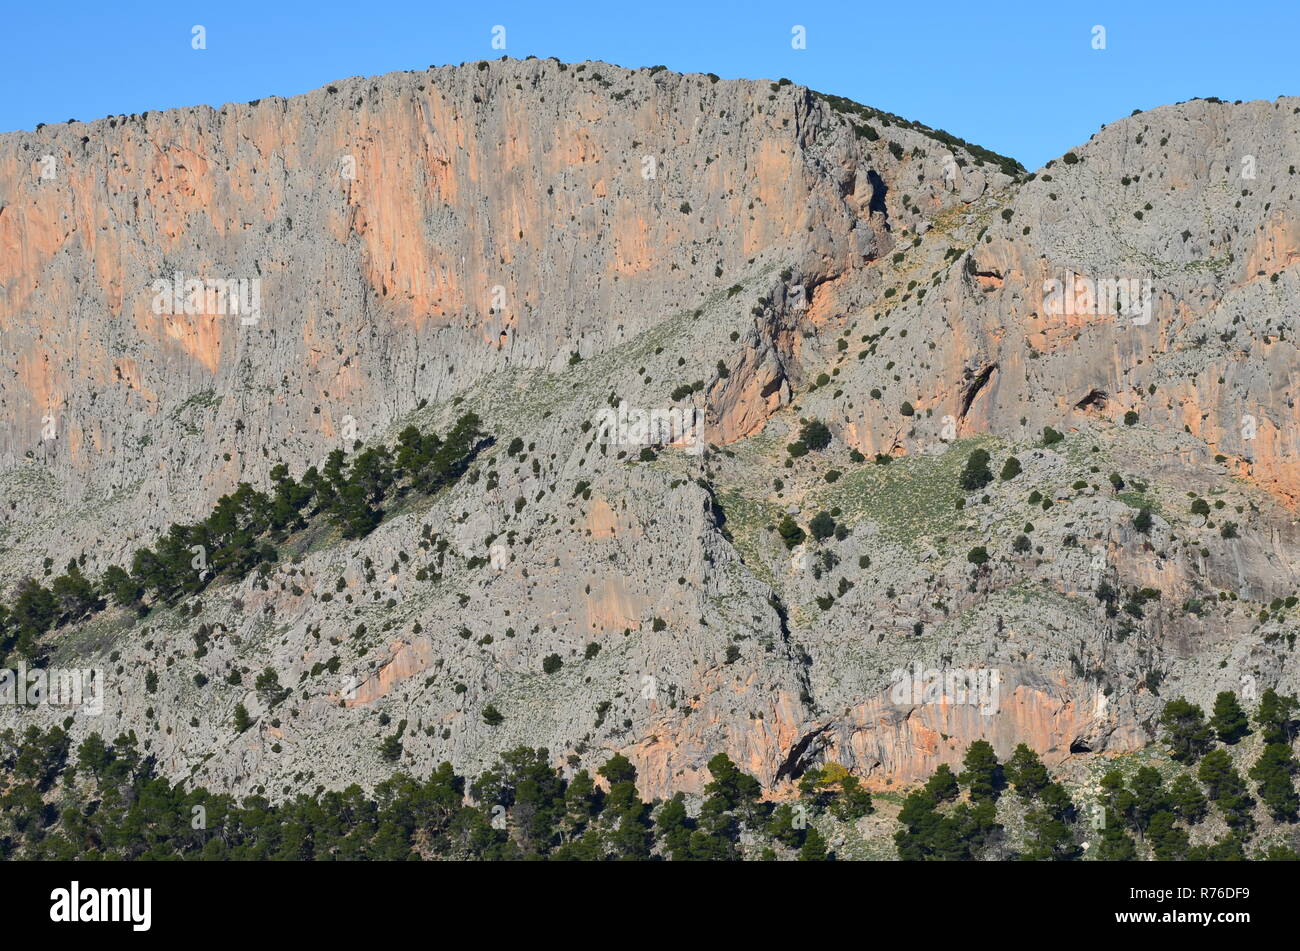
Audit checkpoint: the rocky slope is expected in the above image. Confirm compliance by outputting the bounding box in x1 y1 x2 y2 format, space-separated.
1 60 1297 802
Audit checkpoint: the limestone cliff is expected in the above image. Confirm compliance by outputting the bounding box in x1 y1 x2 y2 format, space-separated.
2 61 1297 800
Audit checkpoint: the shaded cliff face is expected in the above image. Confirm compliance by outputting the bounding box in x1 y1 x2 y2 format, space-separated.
2 61 1296 800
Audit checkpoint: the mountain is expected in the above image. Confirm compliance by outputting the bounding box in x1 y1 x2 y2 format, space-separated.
2 59 1298 812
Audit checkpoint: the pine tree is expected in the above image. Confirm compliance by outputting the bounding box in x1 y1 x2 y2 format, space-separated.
10 578 57 640
1187 835 1247 861
924 763 960 803
50 560 100 622
958 799 1003 859
101 564 143 613
697 752 766 852
1022 783 1080 862
1256 688 1299 745
1210 691 1249 744
1197 749 1234 800
1169 773 1207 824
702 752 763 817
75 733 112 779
1217 769 1257 834
894 788 942 860
378 734 403 763
1005 744 1050 799
597 754 651 860
655 793 693 860
562 769 601 840
1159 697 1214 763
254 668 287 707
829 775 874 821
687 828 731 860
1098 770 1136 826
960 448 994 491
606 810 652 860
798 826 829 861
919 813 968 860
958 740 1004 803
1093 810 1139 861
764 803 806 850
1259 843 1300 861
1128 767 1169 834
395 425 431 474
809 511 836 541
777 515 806 549
1133 506 1154 534
798 419 832 452
1248 743 1299 822
597 752 637 787
1147 811 1189 861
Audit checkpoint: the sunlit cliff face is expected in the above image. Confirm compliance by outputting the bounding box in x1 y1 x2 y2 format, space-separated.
1 62 1298 799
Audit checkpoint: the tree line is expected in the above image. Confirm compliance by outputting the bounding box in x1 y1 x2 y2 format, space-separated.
0 729 867 861
0 414 485 667
897 690 1300 861
3 690 1295 860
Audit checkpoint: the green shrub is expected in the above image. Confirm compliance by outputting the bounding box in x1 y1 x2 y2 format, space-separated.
778 516 806 549
960 449 994 491
1133 506 1153 534
799 419 832 451
810 512 836 541
379 734 403 762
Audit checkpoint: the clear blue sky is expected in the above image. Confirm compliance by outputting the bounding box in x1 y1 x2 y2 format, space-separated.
3 0 1296 170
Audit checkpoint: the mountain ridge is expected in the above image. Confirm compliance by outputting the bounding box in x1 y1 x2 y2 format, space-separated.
1 57 1298 816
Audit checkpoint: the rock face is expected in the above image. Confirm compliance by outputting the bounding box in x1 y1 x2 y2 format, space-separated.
2 60 1298 800
0 61 892 522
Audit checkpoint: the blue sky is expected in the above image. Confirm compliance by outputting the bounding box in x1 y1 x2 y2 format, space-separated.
3 0 1295 170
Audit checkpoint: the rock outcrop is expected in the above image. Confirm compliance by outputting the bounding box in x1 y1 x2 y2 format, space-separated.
2 61 1297 801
